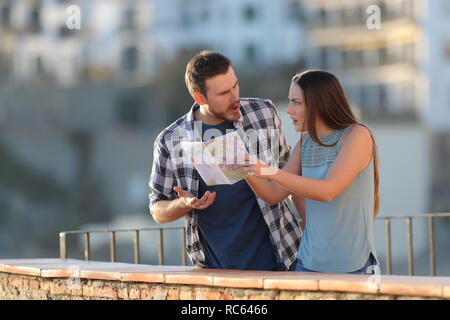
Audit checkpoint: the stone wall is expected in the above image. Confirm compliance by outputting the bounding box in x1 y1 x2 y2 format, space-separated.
0 272 448 300
1 259 449 300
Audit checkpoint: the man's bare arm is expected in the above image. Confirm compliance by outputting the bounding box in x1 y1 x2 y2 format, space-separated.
151 188 216 224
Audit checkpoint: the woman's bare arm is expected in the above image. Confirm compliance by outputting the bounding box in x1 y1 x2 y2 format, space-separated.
248 126 373 202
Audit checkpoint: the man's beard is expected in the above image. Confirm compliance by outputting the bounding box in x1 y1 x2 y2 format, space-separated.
211 101 241 122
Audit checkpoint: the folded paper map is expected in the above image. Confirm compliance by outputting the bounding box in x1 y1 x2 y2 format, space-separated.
181 131 250 185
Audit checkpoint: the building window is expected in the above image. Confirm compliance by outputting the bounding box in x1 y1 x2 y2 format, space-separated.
28 8 41 32
401 0 414 18
121 47 138 72
378 47 388 65
201 8 210 21
122 7 136 30
441 0 450 14
243 5 257 22
320 48 328 69
346 86 362 109
341 6 360 26
1 4 10 28
401 82 415 109
379 85 387 111
342 50 363 68
245 44 257 63
363 49 380 67
403 43 415 64
287 0 303 22
444 41 450 61
181 4 192 27
58 25 74 38
117 95 142 128
318 8 326 26
35 56 44 75
367 85 381 110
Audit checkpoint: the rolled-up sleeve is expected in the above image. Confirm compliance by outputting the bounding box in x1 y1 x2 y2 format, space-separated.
149 135 177 213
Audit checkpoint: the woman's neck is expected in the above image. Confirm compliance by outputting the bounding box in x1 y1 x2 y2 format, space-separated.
315 121 334 138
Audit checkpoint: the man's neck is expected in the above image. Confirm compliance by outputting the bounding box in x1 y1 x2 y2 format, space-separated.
194 105 225 126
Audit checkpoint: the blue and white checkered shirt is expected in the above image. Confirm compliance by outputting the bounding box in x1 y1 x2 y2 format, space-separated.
149 98 301 270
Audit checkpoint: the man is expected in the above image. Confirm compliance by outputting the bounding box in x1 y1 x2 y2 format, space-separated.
149 50 301 271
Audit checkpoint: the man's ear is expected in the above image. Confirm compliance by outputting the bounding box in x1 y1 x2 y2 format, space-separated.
193 92 207 106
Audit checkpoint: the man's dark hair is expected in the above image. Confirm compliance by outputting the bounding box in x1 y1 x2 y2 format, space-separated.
185 50 232 97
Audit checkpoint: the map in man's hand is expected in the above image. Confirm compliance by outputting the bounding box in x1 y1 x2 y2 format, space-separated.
181 131 250 185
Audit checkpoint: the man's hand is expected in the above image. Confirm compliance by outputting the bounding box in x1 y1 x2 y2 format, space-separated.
173 187 216 210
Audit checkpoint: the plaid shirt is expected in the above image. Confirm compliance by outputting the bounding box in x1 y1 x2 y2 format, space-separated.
149 98 301 270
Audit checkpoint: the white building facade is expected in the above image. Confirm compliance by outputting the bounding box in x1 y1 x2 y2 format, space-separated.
424 0 450 132
0 0 305 86
299 0 450 275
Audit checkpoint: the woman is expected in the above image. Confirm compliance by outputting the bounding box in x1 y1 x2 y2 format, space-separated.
242 70 380 274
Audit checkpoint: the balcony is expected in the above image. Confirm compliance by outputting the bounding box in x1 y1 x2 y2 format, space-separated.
0 213 448 300
1 258 449 300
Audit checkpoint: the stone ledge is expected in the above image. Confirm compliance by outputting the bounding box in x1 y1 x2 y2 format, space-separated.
0 258 449 300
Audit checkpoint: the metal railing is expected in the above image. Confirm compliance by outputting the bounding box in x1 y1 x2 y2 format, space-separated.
59 226 188 266
59 213 450 275
375 212 450 276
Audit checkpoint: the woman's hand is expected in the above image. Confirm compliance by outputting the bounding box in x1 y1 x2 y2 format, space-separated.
240 155 279 178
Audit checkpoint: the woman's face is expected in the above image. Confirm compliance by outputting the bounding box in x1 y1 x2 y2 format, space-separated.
286 82 307 132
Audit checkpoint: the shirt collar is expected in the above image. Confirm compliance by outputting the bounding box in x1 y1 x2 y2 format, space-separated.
186 101 244 126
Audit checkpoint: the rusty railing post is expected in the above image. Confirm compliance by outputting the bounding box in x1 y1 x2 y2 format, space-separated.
429 216 436 276
385 218 392 275
134 230 140 264
407 217 414 276
59 232 67 260
84 232 90 261
110 231 116 263
181 227 187 266
158 229 164 265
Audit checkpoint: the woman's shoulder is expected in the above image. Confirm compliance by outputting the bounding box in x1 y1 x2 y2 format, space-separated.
340 124 373 149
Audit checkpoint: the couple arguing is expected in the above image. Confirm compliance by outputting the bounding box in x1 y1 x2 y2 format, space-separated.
149 51 379 274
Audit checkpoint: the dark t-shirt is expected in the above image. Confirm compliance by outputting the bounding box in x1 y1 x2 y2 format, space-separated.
196 120 278 270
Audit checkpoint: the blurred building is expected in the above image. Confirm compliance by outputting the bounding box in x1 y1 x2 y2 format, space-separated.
1 0 447 273
425 0 450 213
301 0 424 120
148 0 305 67
0 0 305 260
0 0 85 86
0 0 305 86
0 0 152 86
299 0 450 275
301 0 450 210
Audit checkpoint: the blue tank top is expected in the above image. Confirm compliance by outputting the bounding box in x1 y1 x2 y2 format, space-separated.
298 126 379 273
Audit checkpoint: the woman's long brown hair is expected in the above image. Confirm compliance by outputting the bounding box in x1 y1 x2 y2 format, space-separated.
292 70 380 218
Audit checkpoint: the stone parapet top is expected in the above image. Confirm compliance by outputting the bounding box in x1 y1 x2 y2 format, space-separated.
1 258 449 299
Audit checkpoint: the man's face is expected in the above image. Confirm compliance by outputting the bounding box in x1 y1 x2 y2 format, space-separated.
201 66 240 123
